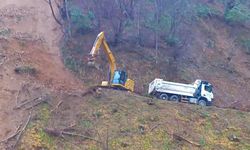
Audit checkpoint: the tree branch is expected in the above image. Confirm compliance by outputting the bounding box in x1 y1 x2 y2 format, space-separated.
48 0 63 26
14 113 32 148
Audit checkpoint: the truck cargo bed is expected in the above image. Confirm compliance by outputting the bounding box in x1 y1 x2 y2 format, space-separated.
148 79 196 97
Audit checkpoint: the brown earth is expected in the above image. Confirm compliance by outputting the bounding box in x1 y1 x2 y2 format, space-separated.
0 0 84 145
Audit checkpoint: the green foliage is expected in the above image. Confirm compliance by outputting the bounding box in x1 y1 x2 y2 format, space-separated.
63 56 80 72
80 120 93 129
225 4 250 24
199 136 206 147
93 111 102 118
144 13 171 33
165 36 180 47
39 104 51 125
200 111 210 118
143 12 158 31
69 5 93 33
240 39 250 54
159 15 172 32
195 4 219 18
0 28 11 36
87 10 95 21
163 134 171 150
206 39 216 48
38 129 55 149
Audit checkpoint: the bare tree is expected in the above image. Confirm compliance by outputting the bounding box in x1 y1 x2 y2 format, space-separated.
136 2 142 46
44 0 62 26
63 0 71 37
153 0 166 63
44 0 72 38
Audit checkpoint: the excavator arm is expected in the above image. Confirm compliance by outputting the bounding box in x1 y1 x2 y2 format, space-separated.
88 32 135 92
88 32 117 82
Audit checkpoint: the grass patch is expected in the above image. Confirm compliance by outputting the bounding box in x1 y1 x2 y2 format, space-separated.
199 136 206 147
38 128 56 149
80 120 93 129
20 104 55 149
200 111 210 119
137 117 146 124
92 111 103 118
39 103 51 125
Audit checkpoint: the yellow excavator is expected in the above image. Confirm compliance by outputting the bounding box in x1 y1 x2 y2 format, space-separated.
88 32 135 92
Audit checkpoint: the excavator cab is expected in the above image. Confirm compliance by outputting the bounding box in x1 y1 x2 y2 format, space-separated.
111 70 134 91
112 70 128 85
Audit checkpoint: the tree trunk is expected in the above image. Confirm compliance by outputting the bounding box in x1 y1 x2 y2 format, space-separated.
64 0 71 38
154 0 160 64
136 4 141 47
48 0 62 26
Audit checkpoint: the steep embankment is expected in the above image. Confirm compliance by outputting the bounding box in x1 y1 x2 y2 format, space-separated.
182 18 250 111
0 0 83 144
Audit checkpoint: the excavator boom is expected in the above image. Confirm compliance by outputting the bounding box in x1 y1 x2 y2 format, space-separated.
88 32 135 92
89 32 116 82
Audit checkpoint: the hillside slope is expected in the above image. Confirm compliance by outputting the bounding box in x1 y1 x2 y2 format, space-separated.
19 89 250 150
0 0 84 146
0 0 250 150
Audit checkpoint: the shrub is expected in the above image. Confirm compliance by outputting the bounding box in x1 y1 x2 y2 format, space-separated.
241 39 250 54
69 5 93 34
165 36 180 47
196 4 219 18
144 13 171 35
87 10 95 21
206 39 216 48
14 66 37 75
63 56 80 72
225 4 250 24
0 28 11 36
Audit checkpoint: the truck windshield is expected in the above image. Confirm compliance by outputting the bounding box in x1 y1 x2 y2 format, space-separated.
205 85 212 92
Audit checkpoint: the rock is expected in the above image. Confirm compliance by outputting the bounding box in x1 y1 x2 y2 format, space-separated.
120 142 129 147
138 124 145 134
228 134 240 142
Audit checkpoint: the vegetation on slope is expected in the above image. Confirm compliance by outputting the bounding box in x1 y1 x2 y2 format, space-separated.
19 89 250 149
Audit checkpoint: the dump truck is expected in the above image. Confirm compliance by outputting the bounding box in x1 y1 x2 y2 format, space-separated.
148 78 214 106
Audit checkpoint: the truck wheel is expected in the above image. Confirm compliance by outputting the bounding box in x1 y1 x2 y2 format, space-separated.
159 93 169 100
170 95 180 101
198 99 207 106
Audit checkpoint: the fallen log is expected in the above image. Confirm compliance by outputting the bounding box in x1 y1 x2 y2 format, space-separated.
14 97 41 109
44 128 102 143
14 113 32 148
50 100 63 113
0 123 22 143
